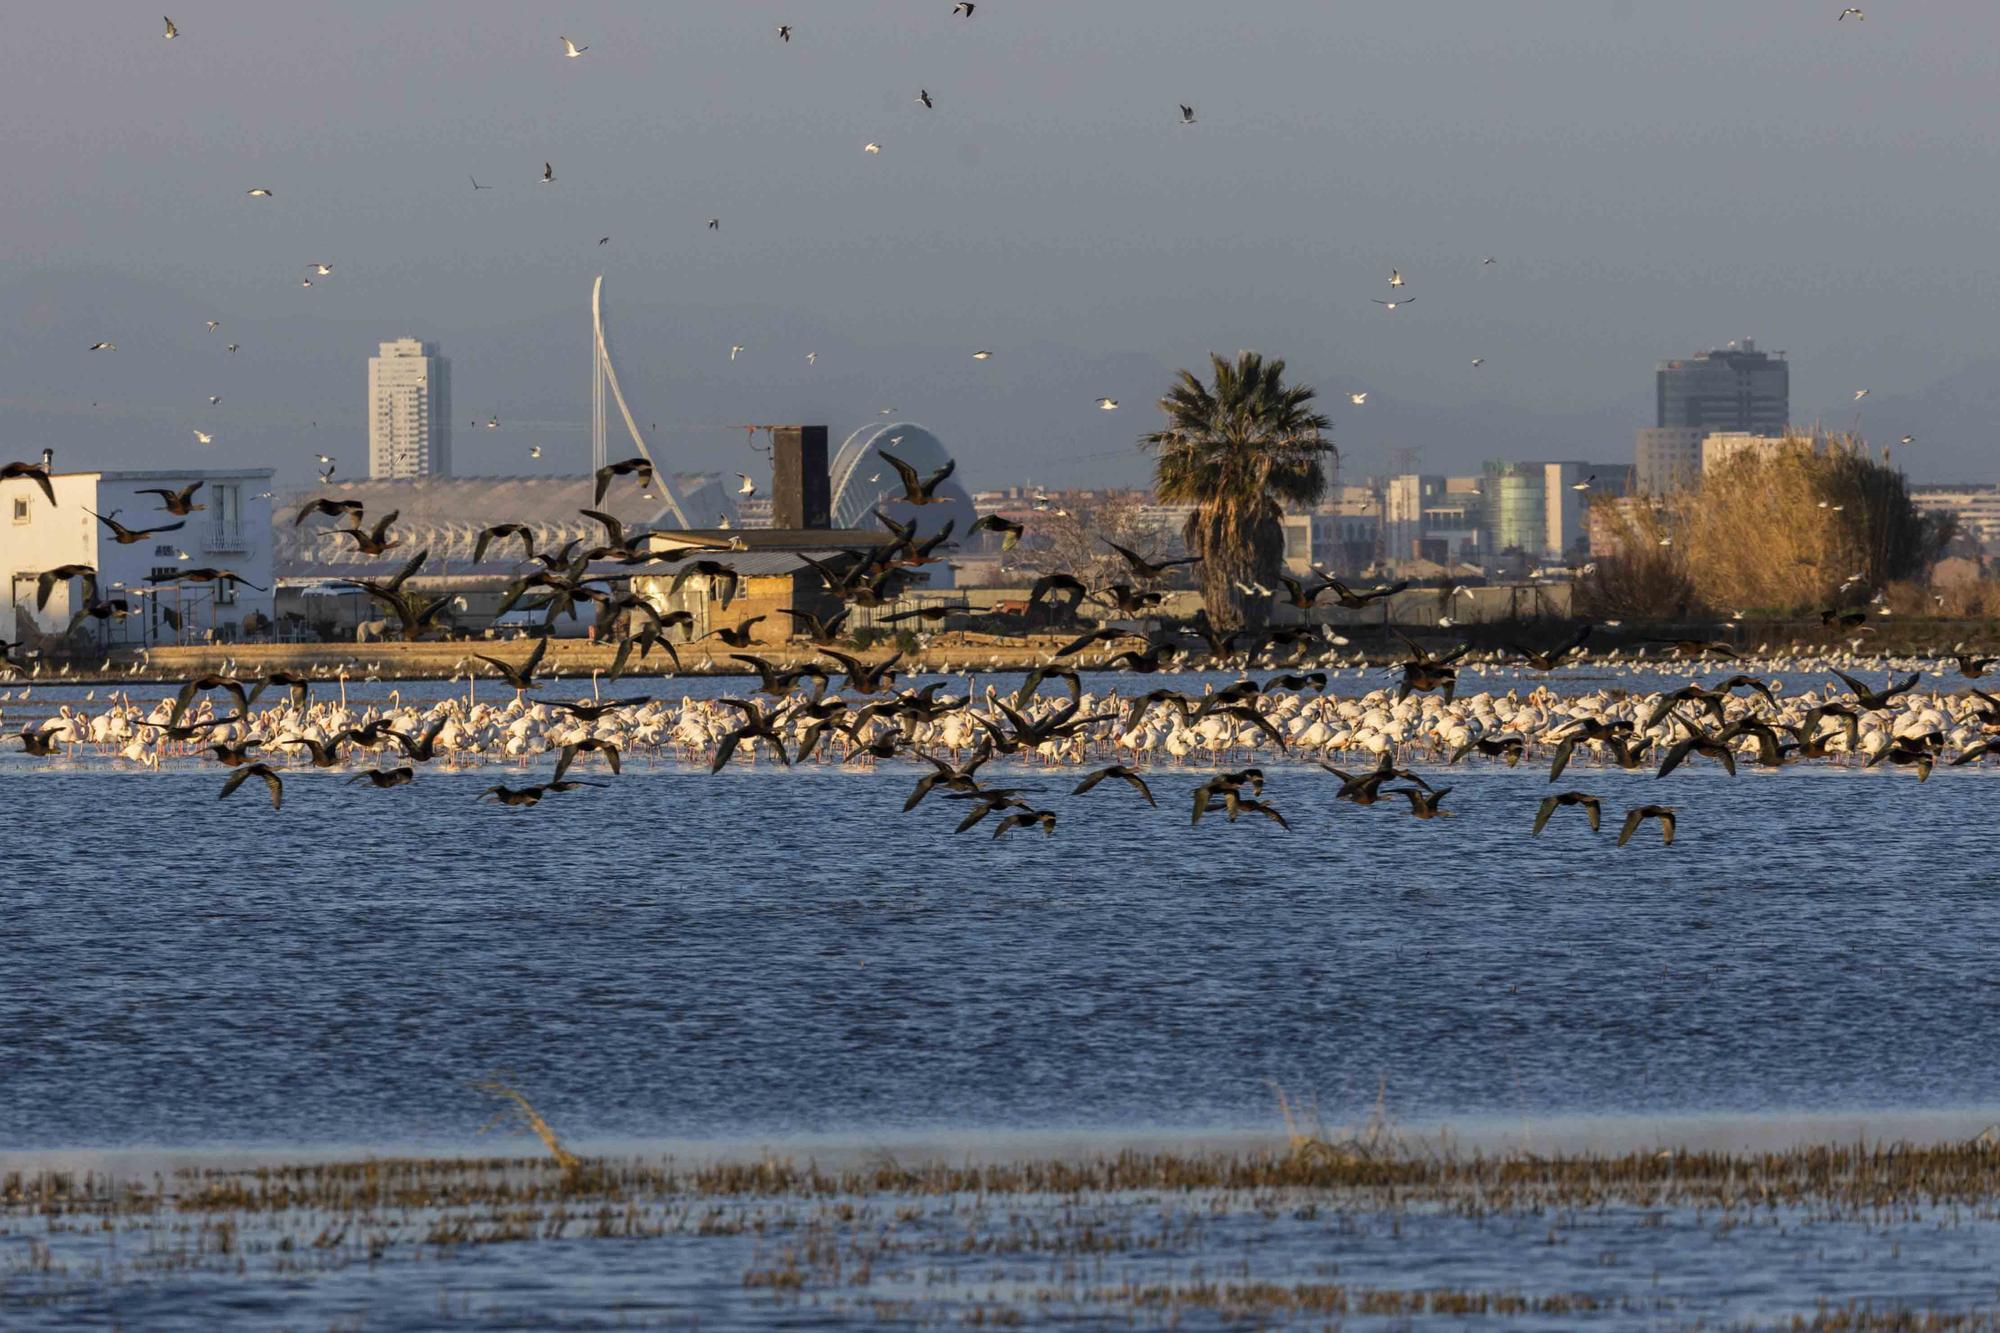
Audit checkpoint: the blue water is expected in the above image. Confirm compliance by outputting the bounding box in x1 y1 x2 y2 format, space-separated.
7 666 2000 1328
2 753 1992 1150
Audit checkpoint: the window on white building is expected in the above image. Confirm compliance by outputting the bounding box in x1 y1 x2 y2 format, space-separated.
12 498 28 523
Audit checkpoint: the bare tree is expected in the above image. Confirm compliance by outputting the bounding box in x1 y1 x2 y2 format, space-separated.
1007 493 1187 590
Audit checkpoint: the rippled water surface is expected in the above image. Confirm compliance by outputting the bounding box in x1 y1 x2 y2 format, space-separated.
4 736 1995 1145
5 668 1999 1327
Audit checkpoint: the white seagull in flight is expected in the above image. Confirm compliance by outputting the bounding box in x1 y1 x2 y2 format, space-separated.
560 35 588 57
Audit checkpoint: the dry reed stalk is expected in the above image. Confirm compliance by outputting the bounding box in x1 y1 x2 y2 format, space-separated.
473 1077 582 1174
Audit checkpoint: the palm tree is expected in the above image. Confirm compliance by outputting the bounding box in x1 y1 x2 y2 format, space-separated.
1142 351 1335 630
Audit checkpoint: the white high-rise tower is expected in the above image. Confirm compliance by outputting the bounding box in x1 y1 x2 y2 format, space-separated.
367 338 451 479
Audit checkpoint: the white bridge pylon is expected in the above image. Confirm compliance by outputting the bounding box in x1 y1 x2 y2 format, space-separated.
592 274 692 529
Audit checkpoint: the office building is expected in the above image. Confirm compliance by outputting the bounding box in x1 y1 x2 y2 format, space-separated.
367 338 452 479
1656 339 1788 433
1482 461 1545 557
1639 339 1788 493
1914 485 2000 552
1635 426 1705 494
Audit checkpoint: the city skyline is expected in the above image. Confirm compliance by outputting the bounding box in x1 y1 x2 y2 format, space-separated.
4 2 2000 488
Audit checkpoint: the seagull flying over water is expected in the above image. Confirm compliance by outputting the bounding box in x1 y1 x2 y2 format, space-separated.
953 2 975 15
1097 398 1119 411
707 217 719 230
246 188 273 198
1388 269 1405 288
205 320 220 333
806 352 817 364
89 341 116 351
737 474 757 496
917 88 933 109
730 344 745 361
164 15 178 39
777 24 792 41
470 176 492 190
310 262 333 275
193 430 212 444
1838 7 1864 19
208 395 220 405
1179 104 1197 124
972 350 992 360
1348 392 1368 405
864 142 882 154
560 35 588 57
541 162 554 184
1853 388 1869 400
1373 298 1413 310
1471 357 1485 367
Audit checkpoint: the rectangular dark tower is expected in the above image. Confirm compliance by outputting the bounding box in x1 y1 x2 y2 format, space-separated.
770 425 830 530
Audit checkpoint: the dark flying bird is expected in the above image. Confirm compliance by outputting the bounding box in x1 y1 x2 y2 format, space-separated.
1533 791 1602 836
86 509 185 544
1618 806 1677 847
219 763 284 811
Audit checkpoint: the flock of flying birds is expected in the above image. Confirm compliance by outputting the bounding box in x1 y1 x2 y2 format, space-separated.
112 5 1526 462
10 429 1996 852
26 6 1929 843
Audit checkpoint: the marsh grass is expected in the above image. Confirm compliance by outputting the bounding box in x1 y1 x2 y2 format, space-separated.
15 1133 2000 1327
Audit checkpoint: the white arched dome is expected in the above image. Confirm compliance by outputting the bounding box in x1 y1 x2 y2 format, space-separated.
830 422 956 528
829 421 972 587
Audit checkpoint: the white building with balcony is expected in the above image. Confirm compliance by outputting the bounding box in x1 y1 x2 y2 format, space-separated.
0 467 276 648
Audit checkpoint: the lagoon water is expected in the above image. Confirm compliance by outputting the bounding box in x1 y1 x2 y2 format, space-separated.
4 739 1994 1149
6 668 2000 1327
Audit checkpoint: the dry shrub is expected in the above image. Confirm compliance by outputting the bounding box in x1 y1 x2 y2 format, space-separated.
1575 500 1699 619
1676 436 1951 612
1581 437 1952 618
1891 577 2000 619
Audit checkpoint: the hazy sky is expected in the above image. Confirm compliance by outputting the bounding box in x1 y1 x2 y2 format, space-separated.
6 1 1999 488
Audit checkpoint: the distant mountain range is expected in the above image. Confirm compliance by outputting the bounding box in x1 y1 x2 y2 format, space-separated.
6 267 1990 491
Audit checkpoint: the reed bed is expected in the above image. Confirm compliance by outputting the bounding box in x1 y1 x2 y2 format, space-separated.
12 1134 2000 1327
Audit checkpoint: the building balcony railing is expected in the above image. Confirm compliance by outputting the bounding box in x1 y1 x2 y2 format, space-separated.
205 521 251 553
